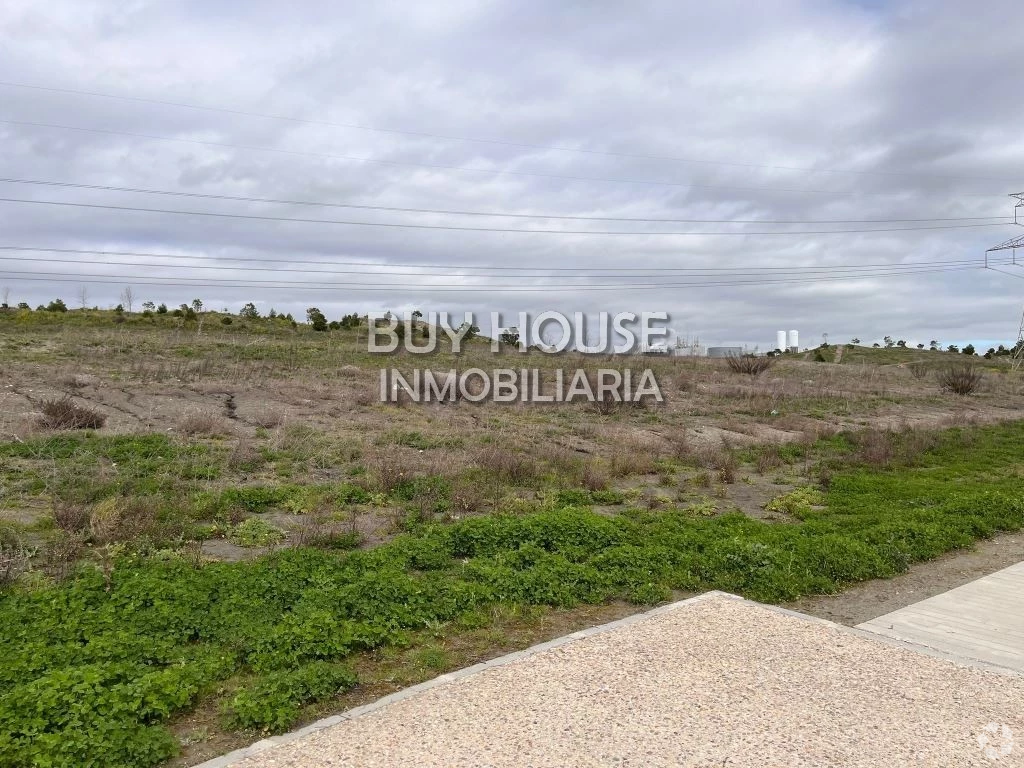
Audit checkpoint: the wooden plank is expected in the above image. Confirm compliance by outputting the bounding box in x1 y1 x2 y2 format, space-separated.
857 561 1024 673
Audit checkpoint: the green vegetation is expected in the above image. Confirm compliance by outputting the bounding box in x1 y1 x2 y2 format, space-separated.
0 422 1021 766
764 487 826 518
225 662 358 731
228 518 286 548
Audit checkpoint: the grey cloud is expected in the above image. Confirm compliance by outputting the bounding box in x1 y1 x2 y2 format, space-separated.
0 0 1021 352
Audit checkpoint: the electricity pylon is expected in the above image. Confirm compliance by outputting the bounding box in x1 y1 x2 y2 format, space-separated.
1012 306 1024 371
984 193 1024 371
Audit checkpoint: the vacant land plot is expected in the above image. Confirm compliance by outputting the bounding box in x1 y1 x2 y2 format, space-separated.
0 310 1022 766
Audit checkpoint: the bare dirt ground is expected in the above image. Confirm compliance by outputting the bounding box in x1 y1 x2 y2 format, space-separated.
3 322 1022 550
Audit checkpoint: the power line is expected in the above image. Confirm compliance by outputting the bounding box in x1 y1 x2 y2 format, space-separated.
0 119 1005 200
0 79 1016 184
0 253 1010 280
0 197 1010 236
0 264 987 292
987 266 1024 280
0 178 1008 225
0 246 1001 274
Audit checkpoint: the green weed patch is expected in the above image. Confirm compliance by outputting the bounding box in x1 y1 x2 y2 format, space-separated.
0 422 1021 766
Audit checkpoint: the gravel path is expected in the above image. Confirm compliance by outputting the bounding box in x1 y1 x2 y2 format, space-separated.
232 593 1023 767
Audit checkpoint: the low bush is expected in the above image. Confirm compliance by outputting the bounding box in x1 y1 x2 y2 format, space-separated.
177 411 224 436
36 396 106 430
476 445 539 484
725 354 774 377
907 360 930 380
938 363 983 395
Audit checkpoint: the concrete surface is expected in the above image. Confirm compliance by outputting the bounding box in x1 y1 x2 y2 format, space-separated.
199 591 1024 768
858 561 1024 673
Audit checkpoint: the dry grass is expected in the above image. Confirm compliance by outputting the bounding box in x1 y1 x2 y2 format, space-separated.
0 531 34 588
177 410 225 436
37 395 106 430
907 361 930 381
248 407 285 428
52 501 90 533
938 364 984 395
725 354 775 377
609 435 660 477
663 428 692 460
476 444 540 484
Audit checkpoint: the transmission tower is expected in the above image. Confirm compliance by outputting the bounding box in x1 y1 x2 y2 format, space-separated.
1012 306 1024 371
984 192 1024 267
984 193 1024 370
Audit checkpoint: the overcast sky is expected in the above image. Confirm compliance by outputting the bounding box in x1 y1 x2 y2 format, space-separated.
1 0 1023 350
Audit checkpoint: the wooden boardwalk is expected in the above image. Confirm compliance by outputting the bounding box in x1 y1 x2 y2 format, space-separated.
858 561 1024 673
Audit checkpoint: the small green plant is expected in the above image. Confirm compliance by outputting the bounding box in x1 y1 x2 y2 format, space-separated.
687 497 718 517
228 518 286 547
226 662 357 732
764 487 826 519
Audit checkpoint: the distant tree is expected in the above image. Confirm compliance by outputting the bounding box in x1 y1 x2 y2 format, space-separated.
268 309 278 319
984 348 995 359
929 340 939 351
120 287 134 315
883 336 894 348
947 344 960 354
157 303 168 315
142 301 155 312
872 342 881 348
17 302 30 310
191 299 203 313
239 302 260 319
460 322 480 342
962 344 976 356
114 304 124 314
896 339 907 348
917 343 925 349
46 298 68 312
499 327 520 347
306 307 328 331
850 337 861 344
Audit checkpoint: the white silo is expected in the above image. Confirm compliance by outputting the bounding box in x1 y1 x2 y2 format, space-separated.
776 330 786 352
788 329 799 352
